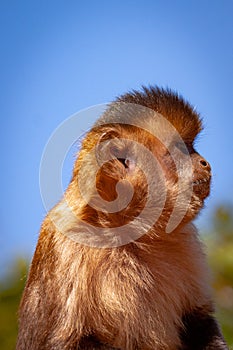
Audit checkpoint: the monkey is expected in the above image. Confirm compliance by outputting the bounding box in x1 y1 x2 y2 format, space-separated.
16 86 228 350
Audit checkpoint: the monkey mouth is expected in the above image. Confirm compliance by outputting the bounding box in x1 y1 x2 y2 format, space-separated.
192 177 211 199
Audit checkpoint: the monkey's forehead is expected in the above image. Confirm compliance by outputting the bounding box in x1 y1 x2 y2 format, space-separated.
94 97 202 144
119 86 202 137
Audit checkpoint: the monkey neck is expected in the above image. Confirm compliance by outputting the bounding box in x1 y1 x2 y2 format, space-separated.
34 215 211 350
78 223 210 349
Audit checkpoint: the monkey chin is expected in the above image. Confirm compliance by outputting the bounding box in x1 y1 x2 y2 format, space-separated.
180 178 211 225
193 178 211 200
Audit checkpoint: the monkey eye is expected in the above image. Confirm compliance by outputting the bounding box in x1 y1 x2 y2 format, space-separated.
110 145 126 159
118 157 136 171
110 146 135 170
117 157 128 168
173 141 189 155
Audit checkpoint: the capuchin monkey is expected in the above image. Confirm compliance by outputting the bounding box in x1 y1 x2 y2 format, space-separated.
16 86 228 350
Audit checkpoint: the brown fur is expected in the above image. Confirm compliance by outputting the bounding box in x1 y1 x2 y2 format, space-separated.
17 87 218 350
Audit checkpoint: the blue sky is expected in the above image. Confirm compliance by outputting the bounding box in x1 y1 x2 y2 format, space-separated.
1 1 233 273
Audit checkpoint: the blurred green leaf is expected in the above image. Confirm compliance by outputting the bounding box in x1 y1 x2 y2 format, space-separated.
0 258 28 350
205 205 233 347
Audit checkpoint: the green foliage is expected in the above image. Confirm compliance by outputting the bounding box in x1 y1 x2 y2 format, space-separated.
205 205 233 347
0 259 28 350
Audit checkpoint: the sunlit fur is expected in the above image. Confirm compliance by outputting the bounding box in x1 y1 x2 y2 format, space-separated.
17 87 219 350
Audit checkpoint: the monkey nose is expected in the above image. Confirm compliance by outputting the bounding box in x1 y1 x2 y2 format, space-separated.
199 158 211 172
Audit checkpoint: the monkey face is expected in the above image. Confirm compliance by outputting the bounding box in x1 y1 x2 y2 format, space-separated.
76 119 211 238
157 138 212 225
191 151 211 199
159 138 212 201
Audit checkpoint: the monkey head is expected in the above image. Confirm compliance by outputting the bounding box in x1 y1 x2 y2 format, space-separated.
66 87 211 244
